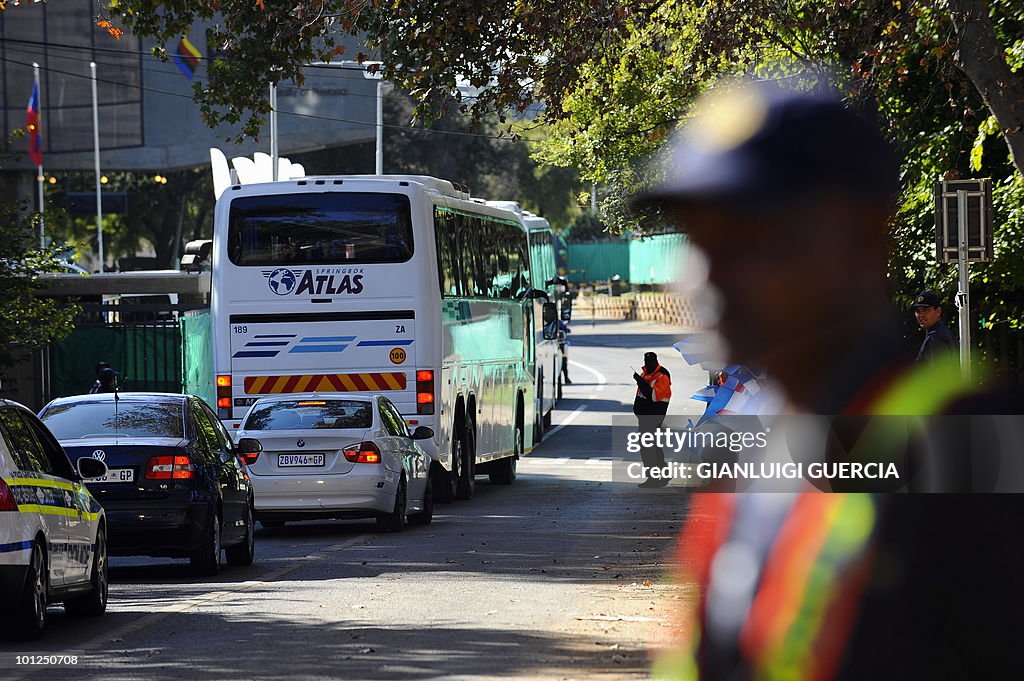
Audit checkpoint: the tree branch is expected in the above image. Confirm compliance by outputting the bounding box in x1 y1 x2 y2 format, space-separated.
949 0 1024 177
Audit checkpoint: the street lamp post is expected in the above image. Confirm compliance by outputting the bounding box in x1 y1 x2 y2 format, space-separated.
269 82 279 181
375 78 384 175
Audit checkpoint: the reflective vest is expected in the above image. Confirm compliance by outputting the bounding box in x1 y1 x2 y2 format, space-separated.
657 354 981 681
638 365 672 403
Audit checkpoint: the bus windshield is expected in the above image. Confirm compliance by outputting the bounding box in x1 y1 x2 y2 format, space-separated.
228 192 413 266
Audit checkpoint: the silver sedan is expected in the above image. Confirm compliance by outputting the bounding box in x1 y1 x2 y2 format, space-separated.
236 393 434 531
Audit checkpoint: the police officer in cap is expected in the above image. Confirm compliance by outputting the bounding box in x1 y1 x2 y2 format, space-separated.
913 291 957 362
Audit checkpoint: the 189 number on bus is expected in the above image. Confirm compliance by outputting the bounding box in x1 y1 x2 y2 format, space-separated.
233 325 248 334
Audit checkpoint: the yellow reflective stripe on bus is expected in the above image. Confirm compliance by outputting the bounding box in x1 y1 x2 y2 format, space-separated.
6 477 75 492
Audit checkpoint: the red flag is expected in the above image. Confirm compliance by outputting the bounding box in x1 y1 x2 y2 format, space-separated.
26 82 42 166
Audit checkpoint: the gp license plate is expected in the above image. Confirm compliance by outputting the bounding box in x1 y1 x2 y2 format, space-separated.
92 468 135 483
278 454 325 467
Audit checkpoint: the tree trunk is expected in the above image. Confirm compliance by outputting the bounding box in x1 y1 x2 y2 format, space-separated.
949 0 1024 177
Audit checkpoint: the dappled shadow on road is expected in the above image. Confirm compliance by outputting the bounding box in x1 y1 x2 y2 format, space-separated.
51 615 653 680
569 331 684 350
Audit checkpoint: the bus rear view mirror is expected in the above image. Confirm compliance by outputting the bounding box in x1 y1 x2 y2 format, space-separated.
525 288 549 301
542 302 559 339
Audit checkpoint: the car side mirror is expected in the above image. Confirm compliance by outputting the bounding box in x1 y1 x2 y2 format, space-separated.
542 301 558 325
410 426 434 440
236 437 263 466
77 456 108 480
237 437 263 453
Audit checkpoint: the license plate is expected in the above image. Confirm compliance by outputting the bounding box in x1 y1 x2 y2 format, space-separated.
278 454 325 467
91 468 135 483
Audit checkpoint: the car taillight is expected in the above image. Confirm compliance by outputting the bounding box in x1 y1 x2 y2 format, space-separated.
217 375 232 411
0 478 18 512
239 451 260 466
416 369 435 415
145 455 194 480
342 442 381 464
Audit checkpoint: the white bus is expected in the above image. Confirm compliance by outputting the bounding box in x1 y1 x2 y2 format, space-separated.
523 211 563 437
210 175 546 501
484 202 563 443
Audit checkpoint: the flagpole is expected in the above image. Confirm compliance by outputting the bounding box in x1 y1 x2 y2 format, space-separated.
91 61 104 270
33 62 44 247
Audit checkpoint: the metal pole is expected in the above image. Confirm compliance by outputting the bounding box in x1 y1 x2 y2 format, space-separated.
956 189 972 380
91 62 104 270
34 63 44 246
375 80 383 175
269 83 278 181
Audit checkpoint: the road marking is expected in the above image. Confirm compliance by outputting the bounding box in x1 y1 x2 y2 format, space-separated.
544 405 587 439
569 359 607 392
12 534 372 681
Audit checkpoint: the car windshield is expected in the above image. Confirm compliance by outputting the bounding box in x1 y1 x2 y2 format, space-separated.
40 401 185 440
243 400 372 431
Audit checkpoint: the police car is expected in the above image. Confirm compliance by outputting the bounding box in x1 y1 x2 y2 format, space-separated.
0 400 109 639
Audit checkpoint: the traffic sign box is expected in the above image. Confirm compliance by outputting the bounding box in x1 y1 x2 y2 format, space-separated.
933 179 994 263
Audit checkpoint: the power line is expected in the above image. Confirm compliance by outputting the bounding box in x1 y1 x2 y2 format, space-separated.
1 37 486 104
2 56 531 145
0 36 385 83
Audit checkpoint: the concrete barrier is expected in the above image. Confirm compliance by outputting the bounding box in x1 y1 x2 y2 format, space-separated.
572 292 700 330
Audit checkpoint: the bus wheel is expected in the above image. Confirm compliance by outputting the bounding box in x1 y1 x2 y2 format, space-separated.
455 422 476 500
490 422 521 485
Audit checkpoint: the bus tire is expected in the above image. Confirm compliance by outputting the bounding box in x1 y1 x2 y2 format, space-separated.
490 421 521 485
455 421 475 500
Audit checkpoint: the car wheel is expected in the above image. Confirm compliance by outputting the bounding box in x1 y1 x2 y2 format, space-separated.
259 520 285 529
490 423 521 485
376 477 407 533
455 422 475 500
65 526 108 617
226 503 255 567
408 476 434 526
190 509 222 577
4 541 48 640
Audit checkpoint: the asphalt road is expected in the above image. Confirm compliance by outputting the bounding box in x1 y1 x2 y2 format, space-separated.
2 320 708 681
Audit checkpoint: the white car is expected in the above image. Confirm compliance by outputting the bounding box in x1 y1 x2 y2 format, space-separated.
0 400 109 639
236 393 434 531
